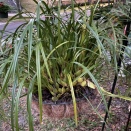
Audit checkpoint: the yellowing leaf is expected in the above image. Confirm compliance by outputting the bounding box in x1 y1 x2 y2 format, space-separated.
87 80 96 89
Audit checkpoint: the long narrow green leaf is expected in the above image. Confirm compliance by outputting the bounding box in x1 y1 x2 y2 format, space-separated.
85 23 110 63
36 0 41 37
28 19 34 71
11 77 17 131
109 20 118 73
40 43 51 79
74 62 108 112
1 66 12 94
14 76 27 131
36 43 43 123
71 0 75 21
12 26 29 74
27 74 36 131
57 0 61 44
47 41 69 60
101 87 131 101
67 74 78 127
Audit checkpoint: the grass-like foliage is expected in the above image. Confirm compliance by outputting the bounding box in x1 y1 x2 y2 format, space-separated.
1 0 131 130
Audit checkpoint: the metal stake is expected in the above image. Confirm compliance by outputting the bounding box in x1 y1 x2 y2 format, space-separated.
101 7 131 131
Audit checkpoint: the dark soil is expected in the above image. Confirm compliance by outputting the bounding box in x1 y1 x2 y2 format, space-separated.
33 86 97 105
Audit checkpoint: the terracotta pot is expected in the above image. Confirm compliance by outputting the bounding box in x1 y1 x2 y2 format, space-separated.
0 12 8 18
32 89 98 119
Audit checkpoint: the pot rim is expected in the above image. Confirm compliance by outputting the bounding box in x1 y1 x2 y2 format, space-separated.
32 95 87 105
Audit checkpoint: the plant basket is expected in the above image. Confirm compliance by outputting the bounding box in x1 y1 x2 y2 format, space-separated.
0 12 8 18
32 88 98 119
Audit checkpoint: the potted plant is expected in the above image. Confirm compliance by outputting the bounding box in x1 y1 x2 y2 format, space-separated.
0 0 112 129
1 0 129 130
0 2 11 18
